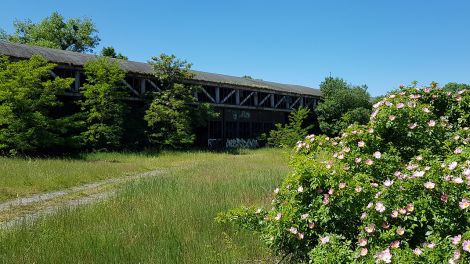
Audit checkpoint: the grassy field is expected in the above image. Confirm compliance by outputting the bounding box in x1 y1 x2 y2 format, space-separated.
0 148 290 263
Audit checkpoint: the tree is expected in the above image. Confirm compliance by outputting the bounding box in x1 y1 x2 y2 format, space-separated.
78 57 127 150
101 46 128 60
0 55 75 154
443 82 470 92
4 12 100 53
315 77 372 136
265 107 314 148
144 54 217 148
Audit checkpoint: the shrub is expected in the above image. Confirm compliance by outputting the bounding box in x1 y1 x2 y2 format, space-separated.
219 83 470 263
265 107 313 148
0 55 75 155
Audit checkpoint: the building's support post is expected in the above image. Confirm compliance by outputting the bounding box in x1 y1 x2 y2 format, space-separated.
235 90 240 105
254 92 258 106
140 79 146 95
299 97 304 107
286 96 290 109
270 94 275 108
215 87 220 104
74 71 80 92
221 89 236 104
194 90 198 101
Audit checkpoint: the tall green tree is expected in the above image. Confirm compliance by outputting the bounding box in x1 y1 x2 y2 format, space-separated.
443 82 470 92
0 55 75 154
101 46 128 60
79 57 127 150
315 77 371 136
265 107 314 148
3 11 100 52
144 54 217 148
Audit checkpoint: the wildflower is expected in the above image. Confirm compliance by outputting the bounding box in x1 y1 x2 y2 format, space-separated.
360 247 368 256
413 248 423 256
365 159 374 165
274 188 279 194
296 233 304 240
453 177 463 184
452 251 461 262
323 194 330 205
426 243 435 249
416 155 423 161
371 182 379 188
462 240 470 252
396 103 405 109
365 224 375 234
368 128 374 134
452 235 462 245
339 182 347 189
355 186 363 193
376 248 392 263
358 141 365 147
390 240 400 249
375 192 382 199
399 208 407 215
373 151 382 159
396 226 405 236
424 181 435 189
297 186 304 192
382 222 390 229
441 194 449 203
337 153 344 160
308 222 315 229
463 169 470 177
301 213 309 220
384 179 394 187
459 198 470 209
360 212 367 220
409 123 418 129
449 161 458 170
289 226 298 234
328 188 334 195
355 157 362 163
454 148 463 154
389 115 396 121
359 238 368 247
428 120 436 127
406 203 415 213
255 208 262 214
391 210 399 218
422 107 431 113
274 213 282 221
320 236 330 244
367 202 374 209
413 171 425 177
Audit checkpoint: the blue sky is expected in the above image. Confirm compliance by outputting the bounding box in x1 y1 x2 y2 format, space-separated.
1 0 469 96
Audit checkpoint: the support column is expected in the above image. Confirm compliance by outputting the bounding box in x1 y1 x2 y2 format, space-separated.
74 71 80 92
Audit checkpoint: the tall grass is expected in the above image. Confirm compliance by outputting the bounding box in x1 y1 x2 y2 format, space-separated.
0 148 290 263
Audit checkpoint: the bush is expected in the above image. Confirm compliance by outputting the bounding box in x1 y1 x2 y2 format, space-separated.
219 83 470 263
265 107 313 148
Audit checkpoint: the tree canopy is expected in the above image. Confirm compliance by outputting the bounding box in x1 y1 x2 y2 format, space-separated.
2 11 100 53
315 77 372 136
101 46 128 60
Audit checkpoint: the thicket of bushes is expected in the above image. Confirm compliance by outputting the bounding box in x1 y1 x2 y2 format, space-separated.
219 84 470 263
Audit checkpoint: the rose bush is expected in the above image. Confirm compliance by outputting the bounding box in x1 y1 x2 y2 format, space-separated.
218 83 470 263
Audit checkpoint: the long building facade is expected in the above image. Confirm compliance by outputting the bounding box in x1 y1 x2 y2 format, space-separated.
0 41 321 147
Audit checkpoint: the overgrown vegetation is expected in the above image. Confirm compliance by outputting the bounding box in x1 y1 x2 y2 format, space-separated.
78 57 128 150
264 107 313 148
220 84 470 263
0 55 75 155
315 77 372 136
145 54 217 148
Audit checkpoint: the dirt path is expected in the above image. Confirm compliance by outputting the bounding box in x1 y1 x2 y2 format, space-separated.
0 169 163 229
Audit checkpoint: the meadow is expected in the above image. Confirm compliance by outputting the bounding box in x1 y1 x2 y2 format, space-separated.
0 148 290 263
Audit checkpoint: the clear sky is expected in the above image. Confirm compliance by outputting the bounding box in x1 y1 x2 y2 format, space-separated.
1 0 469 96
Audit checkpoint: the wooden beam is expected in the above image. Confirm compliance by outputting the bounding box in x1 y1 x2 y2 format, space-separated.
235 90 240 105
258 93 271 106
275 96 286 108
290 96 301 109
140 79 146 94
201 87 216 103
270 94 275 108
122 80 140 96
49 70 57 78
146 79 161 92
240 91 254 105
253 92 258 106
74 71 80 92
220 89 236 104
215 87 220 104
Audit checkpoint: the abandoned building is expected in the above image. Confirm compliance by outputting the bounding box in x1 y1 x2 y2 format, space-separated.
0 41 321 146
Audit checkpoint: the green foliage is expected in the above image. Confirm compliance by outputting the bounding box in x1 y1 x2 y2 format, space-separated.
4 11 100 52
145 54 217 149
101 46 128 60
222 84 470 263
79 57 127 150
0 55 75 154
315 77 372 136
265 107 313 148
444 82 470 93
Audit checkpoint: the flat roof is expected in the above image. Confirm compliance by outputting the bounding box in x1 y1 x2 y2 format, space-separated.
0 40 320 96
